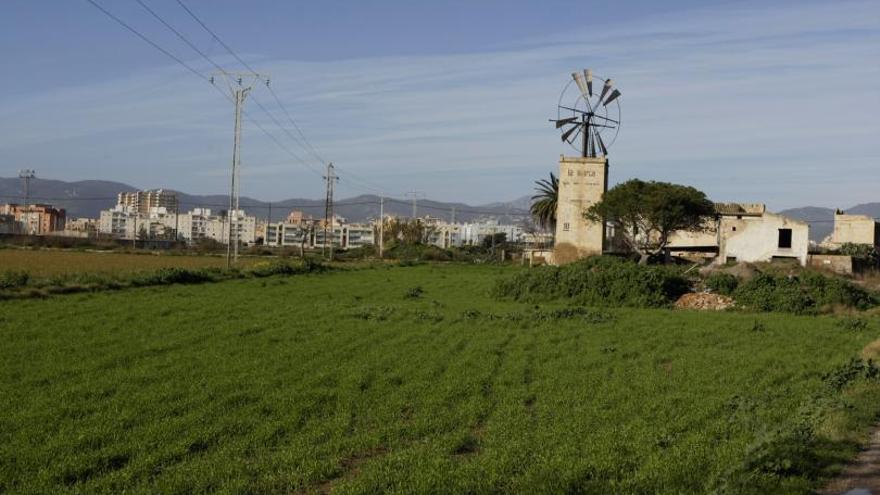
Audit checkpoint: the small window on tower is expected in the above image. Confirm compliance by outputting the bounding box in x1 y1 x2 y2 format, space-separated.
563 222 570 231
568 169 574 177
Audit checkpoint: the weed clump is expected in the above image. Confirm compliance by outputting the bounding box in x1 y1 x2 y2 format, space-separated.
349 305 396 321
404 286 424 299
493 256 690 308
835 317 869 332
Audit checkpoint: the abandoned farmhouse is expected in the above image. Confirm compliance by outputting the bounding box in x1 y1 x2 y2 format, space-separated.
546 156 878 272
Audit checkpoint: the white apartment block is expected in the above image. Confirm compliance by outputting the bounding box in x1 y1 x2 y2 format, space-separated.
98 206 256 244
264 221 374 250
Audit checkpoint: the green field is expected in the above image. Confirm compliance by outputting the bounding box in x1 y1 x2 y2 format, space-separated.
2 264 879 493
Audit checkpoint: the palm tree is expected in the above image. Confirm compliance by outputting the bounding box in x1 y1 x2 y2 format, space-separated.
530 172 558 231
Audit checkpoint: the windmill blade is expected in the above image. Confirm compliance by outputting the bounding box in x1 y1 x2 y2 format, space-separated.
584 69 593 97
561 123 581 142
554 117 578 128
572 72 588 97
603 89 621 106
596 131 608 155
568 126 583 146
599 79 613 104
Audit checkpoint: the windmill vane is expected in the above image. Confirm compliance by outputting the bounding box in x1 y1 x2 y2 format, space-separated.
550 68 622 158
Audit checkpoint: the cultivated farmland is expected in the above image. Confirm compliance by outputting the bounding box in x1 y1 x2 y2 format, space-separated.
0 248 256 276
2 264 879 493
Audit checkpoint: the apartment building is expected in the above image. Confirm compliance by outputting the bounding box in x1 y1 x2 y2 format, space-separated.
117 189 179 214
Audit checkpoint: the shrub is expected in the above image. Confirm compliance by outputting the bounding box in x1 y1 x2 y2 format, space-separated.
130 267 217 286
0 270 30 289
493 256 690 308
734 272 878 314
705 272 739 295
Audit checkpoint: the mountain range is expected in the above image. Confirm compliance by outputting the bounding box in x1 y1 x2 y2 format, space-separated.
0 177 532 224
2 177 876 240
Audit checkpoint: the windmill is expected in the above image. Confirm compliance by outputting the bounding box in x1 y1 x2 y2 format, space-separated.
551 69 622 158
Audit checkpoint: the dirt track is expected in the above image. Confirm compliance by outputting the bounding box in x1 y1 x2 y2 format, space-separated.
821 427 880 495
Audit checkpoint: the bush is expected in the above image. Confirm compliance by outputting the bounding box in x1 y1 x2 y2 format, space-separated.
733 272 878 314
705 272 739 295
493 256 691 308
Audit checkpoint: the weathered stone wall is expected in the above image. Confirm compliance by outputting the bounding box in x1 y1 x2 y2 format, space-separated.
720 212 809 265
808 254 853 275
829 213 879 247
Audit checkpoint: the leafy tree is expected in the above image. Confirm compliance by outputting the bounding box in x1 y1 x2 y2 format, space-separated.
585 179 715 263
377 218 433 246
481 232 507 250
530 172 558 231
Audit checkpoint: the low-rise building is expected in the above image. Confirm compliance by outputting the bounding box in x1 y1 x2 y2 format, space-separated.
665 203 810 265
0 203 66 234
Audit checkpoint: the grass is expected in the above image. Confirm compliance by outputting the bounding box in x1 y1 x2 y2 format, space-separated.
0 248 259 276
2 264 880 493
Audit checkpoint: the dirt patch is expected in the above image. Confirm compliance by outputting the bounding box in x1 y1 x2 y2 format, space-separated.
819 427 880 494
312 446 389 494
674 292 734 311
861 338 880 361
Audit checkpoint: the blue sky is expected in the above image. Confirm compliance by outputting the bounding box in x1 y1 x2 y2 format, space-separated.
1 0 878 209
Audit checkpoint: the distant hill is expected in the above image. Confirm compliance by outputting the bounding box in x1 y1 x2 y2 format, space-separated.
0 178 137 219
0 177 530 224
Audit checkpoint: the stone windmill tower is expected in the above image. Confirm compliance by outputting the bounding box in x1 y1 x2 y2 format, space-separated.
550 69 621 263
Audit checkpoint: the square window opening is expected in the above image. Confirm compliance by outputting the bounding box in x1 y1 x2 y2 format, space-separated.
778 228 792 248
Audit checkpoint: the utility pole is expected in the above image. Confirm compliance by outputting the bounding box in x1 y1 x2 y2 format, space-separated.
323 163 338 259
378 196 384 259
212 71 263 269
405 191 424 220
18 169 35 235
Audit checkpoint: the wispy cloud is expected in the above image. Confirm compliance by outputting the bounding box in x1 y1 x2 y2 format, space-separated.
0 0 877 208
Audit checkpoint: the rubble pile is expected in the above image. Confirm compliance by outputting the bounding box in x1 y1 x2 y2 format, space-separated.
674 292 735 311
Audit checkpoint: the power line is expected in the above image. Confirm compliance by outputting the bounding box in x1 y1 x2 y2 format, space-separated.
84 0 326 182
131 0 324 180
170 0 390 196
174 0 327 165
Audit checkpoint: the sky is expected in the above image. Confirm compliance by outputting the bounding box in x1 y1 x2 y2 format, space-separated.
0 0 878 209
